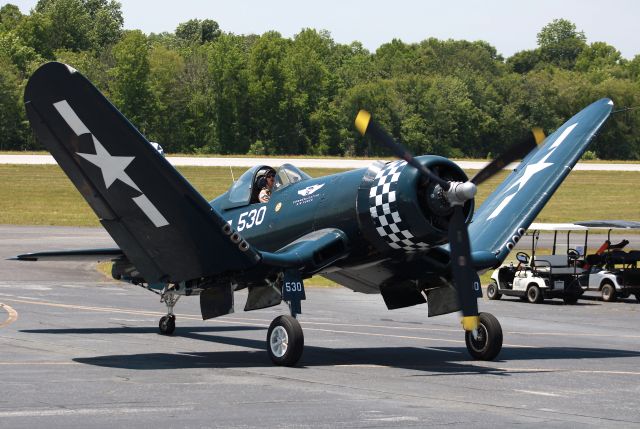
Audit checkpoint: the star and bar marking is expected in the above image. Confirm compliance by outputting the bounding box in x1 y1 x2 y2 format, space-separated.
486 123 579 220
53 100 169 228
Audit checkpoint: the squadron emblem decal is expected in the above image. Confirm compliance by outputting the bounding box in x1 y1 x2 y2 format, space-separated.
292 183 325 206
53 100 169 228
297 184 324 196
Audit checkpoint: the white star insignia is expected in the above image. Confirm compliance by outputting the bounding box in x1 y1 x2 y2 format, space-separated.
77 137 141 192
505 152 554 193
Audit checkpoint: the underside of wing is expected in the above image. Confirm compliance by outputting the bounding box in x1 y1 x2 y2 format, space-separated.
323 255 461 317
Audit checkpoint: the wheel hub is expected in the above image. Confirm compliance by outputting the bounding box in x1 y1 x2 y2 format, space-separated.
468 324 488 352
270 326 289 357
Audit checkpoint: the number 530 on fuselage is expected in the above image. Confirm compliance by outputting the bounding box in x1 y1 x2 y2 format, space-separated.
18 62 613 366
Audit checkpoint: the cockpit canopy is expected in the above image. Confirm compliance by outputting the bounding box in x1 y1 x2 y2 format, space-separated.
221 163 311 210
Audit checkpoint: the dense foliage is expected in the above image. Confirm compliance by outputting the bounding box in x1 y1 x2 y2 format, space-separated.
1 3 639 159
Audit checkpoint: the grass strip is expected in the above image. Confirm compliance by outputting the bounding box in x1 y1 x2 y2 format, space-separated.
2 164 638 226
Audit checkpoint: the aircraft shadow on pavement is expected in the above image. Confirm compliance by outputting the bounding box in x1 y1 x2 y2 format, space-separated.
21 325 264 335
500 296 639 305
35 327 638 375
499 298 599 306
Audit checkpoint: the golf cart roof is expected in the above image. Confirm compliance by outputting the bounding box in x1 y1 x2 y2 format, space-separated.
529 220 640 231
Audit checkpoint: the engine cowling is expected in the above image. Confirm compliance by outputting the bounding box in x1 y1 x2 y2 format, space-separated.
357 156 473 253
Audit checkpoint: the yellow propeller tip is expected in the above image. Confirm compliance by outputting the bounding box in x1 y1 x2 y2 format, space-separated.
532 127 546 145
461 316 479 332
355 110 371 136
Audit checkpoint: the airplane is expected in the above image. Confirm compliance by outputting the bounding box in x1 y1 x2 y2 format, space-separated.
17 62 614 366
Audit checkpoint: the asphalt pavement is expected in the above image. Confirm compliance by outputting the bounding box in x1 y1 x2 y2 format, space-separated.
1 225 640 428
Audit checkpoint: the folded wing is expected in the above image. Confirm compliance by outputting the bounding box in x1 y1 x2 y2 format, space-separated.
469 98 614 268
24 62 260 283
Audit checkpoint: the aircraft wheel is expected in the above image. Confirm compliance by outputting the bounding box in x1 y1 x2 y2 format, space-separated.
527 285 543 304
465 312 503 361
487 281 502 300
601 283 616 302
267 315 304 366
159 315 176 335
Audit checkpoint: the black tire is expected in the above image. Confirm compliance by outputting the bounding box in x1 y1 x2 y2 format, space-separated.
487 281 502 300
267 315 304 366
465 312 503 361
527 285 543 304
635 293 640 303
601 283 616 302
563 295 579 304
159 315 176 335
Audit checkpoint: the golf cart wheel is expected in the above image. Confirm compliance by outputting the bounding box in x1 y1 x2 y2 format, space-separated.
601 283 616 302
527 285 543 304
267 315 304 366
465 312 503 361
487 281 502 300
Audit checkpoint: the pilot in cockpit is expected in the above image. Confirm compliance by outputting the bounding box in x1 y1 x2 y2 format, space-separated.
258 169 276 203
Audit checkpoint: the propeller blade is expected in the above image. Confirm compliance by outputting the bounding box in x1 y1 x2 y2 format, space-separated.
532 127 546 145
447 205 480 331
355 109 488 332
355 110 449 189
470 130 539 186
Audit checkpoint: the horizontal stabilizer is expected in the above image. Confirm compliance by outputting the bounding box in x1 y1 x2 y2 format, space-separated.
14 248 123 262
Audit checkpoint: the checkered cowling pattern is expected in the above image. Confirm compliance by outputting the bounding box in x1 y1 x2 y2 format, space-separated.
368 160 430 252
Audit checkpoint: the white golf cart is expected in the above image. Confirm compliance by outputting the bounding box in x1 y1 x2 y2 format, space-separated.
488 223 584 304
488 221 640 304
575 220 640 302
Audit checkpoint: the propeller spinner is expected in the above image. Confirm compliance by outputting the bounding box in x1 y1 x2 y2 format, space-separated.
355 110 538 332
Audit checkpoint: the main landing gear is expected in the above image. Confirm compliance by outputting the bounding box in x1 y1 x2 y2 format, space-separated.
154 279 502 363
464 312 503 360
267 271 305 366
267 315 304 366
158 287 180 335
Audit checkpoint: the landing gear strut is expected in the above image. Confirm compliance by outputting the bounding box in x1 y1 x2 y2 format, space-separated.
159 287 180 335
464 312 503 360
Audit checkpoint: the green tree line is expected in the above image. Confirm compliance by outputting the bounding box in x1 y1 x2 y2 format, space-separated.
2 1 640 158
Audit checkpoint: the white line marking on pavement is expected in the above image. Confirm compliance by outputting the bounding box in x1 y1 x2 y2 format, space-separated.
514 389 562 397
2 155 639 171
0 406 194 418
0 303 18 328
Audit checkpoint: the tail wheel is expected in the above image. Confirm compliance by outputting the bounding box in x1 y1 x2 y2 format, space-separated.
465 312 503 361
267 315 304 366
159 315 176 335
601 283 616 302
487 281 502 300
526 285 543 304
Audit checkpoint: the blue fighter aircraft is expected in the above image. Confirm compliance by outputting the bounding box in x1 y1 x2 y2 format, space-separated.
18 62 613 366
